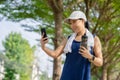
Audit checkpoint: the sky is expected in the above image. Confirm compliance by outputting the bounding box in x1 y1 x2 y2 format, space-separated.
0 19 53 77
0 20 39 50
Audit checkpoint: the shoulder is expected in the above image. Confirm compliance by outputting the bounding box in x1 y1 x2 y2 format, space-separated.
93 35 102 49
94 36 101 43
92 34 101 44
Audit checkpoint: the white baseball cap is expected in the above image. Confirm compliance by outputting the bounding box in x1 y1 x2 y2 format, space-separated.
65 11 87 23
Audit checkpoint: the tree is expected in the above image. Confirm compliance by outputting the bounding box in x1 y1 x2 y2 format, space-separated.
2 32 34 80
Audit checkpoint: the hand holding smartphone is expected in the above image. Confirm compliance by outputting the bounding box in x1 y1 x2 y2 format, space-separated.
41 28 47 38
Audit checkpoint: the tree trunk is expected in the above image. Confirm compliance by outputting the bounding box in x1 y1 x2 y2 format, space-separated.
47 0 63 80
53 57 62 80
107 69 111 80
52 10 63 80
116 72 120 80
101 66 107 80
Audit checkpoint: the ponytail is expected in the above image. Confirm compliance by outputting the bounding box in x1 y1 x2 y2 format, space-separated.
85 21 89 30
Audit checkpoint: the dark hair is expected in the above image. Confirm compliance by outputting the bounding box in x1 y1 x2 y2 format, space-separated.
85 21 89 30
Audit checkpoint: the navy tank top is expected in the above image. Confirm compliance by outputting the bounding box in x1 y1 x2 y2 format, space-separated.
60 40 94 80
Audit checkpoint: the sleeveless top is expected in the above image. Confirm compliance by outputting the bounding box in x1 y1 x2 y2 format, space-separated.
60 40 94 80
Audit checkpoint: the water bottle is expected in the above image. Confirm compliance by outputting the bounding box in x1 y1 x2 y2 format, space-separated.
81 33 88 49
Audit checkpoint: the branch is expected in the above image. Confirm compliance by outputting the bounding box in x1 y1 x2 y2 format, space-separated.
92 0 112 33
116 72 120 80
106 48 120 66
64 0 83 10
47 0 63 13
104 38 120 59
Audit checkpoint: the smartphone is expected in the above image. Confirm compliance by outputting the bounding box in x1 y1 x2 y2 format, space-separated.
41 28 47 38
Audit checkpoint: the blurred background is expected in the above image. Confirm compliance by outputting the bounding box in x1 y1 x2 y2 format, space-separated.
0 0 120 80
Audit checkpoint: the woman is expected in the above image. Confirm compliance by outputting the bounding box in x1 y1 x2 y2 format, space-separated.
40 11 103 80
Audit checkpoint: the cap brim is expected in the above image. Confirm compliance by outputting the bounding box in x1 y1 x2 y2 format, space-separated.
64 17 79 24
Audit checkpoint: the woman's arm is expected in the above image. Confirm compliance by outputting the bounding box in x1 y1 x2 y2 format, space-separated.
40 36 67 59
79 36 103 67
91 36 103 66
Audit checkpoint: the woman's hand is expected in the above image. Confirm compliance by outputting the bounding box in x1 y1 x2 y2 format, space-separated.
40 34 48 49
79 46 92 59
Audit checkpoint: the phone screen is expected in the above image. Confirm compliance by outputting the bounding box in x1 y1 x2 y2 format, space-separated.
41 28 47 38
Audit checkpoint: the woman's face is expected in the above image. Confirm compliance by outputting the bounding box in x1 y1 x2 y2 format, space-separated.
69 19 84 33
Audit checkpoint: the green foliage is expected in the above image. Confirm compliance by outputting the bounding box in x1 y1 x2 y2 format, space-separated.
0 0 53 22
2 32 34 80
3 68 16 80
